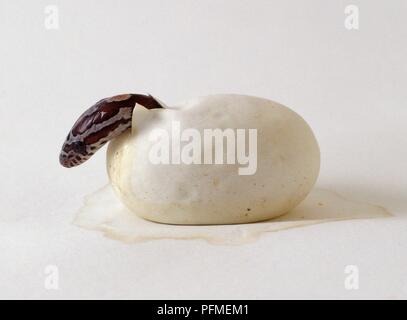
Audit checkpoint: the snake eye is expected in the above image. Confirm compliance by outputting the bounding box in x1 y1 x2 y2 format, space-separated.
73 141 87 155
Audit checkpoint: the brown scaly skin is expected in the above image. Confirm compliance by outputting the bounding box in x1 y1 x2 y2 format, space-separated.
59 94 163 168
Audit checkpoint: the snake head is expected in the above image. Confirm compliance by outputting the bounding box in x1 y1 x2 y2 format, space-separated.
59 139 89 168
59 93 164 168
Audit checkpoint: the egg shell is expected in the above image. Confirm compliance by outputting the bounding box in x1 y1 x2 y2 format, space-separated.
107 94 320 225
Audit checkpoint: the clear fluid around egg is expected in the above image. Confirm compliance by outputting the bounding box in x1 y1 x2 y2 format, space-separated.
74 185 391 245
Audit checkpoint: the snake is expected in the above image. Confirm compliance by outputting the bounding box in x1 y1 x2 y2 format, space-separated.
59 94 164 168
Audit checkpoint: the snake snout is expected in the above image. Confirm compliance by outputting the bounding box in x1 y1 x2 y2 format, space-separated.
59 152 77 168
59 140 88 168
59 152 87 168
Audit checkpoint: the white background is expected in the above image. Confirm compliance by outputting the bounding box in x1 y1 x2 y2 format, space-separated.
0 0 406 299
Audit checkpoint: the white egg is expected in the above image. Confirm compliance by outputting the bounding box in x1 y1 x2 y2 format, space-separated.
107 94 320 225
